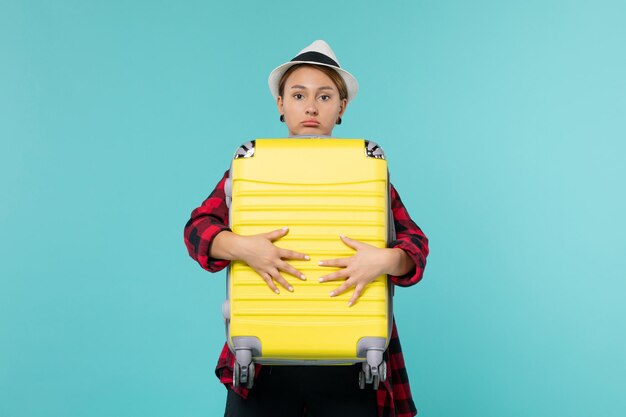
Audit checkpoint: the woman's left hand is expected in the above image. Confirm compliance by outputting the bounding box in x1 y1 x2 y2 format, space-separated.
318 235 394 307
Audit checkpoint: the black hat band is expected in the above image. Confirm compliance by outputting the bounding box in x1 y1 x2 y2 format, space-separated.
291 51 339 68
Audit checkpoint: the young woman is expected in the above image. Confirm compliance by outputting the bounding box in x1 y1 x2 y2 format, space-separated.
184 40 429 417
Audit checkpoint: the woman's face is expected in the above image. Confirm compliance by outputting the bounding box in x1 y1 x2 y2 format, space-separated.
277 66 347 136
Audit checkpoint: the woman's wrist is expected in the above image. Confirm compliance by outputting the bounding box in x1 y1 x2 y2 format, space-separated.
384 247 415 277
210 231 243 261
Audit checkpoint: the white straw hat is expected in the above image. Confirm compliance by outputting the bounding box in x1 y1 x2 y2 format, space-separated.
268 40 358 103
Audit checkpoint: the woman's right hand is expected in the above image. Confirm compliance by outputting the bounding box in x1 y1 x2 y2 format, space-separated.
233 227 309 294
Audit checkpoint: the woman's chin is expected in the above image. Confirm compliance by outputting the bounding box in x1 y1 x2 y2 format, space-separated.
291 127 331 136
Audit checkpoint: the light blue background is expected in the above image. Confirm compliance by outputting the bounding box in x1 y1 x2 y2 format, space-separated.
2 1 625 416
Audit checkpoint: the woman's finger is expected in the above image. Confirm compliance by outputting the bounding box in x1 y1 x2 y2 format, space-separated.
339 234 366 250
279 248 310 261
318 257 350 268
268 268 294 292
318 269 349 282
278 261 307 281
347 283 365 307
265 227 289 241
259 272 280 294
329 280 354 298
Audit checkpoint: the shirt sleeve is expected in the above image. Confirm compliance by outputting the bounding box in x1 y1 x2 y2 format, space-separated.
183 169 232 272
388 183 429 287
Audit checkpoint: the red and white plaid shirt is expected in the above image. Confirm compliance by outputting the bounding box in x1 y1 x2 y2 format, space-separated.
184 169 429 417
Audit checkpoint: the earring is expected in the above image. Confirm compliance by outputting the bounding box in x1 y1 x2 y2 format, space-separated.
280 115 285 123
336 117 342 125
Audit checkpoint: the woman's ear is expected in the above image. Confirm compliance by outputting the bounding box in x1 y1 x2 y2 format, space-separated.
276 96 284 115
338 98 347 117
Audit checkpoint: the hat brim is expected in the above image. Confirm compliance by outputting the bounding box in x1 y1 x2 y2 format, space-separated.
268 61 358 103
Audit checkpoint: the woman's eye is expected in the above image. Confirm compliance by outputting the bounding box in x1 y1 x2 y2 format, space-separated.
319 95 331 101
293 93 304 100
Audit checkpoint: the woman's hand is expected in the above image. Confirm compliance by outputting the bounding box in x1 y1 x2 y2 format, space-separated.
318 235 412 306
234 227 309 294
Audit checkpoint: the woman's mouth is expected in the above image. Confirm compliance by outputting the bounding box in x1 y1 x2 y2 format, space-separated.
302 119 320 127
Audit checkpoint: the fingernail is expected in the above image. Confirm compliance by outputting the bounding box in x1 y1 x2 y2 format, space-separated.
318 277 324 282
329 291 335 297
275 289 280 294
347 301 353 307
282 227 289 231
304 255 311 260
340 234 346 238
288 286 294 292
300 274 306 280
318 261 324 265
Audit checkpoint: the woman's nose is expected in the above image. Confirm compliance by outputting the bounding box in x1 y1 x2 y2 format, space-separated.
305 100 318 115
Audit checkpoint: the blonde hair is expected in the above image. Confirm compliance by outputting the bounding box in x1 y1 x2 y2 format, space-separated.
278 64 349 101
